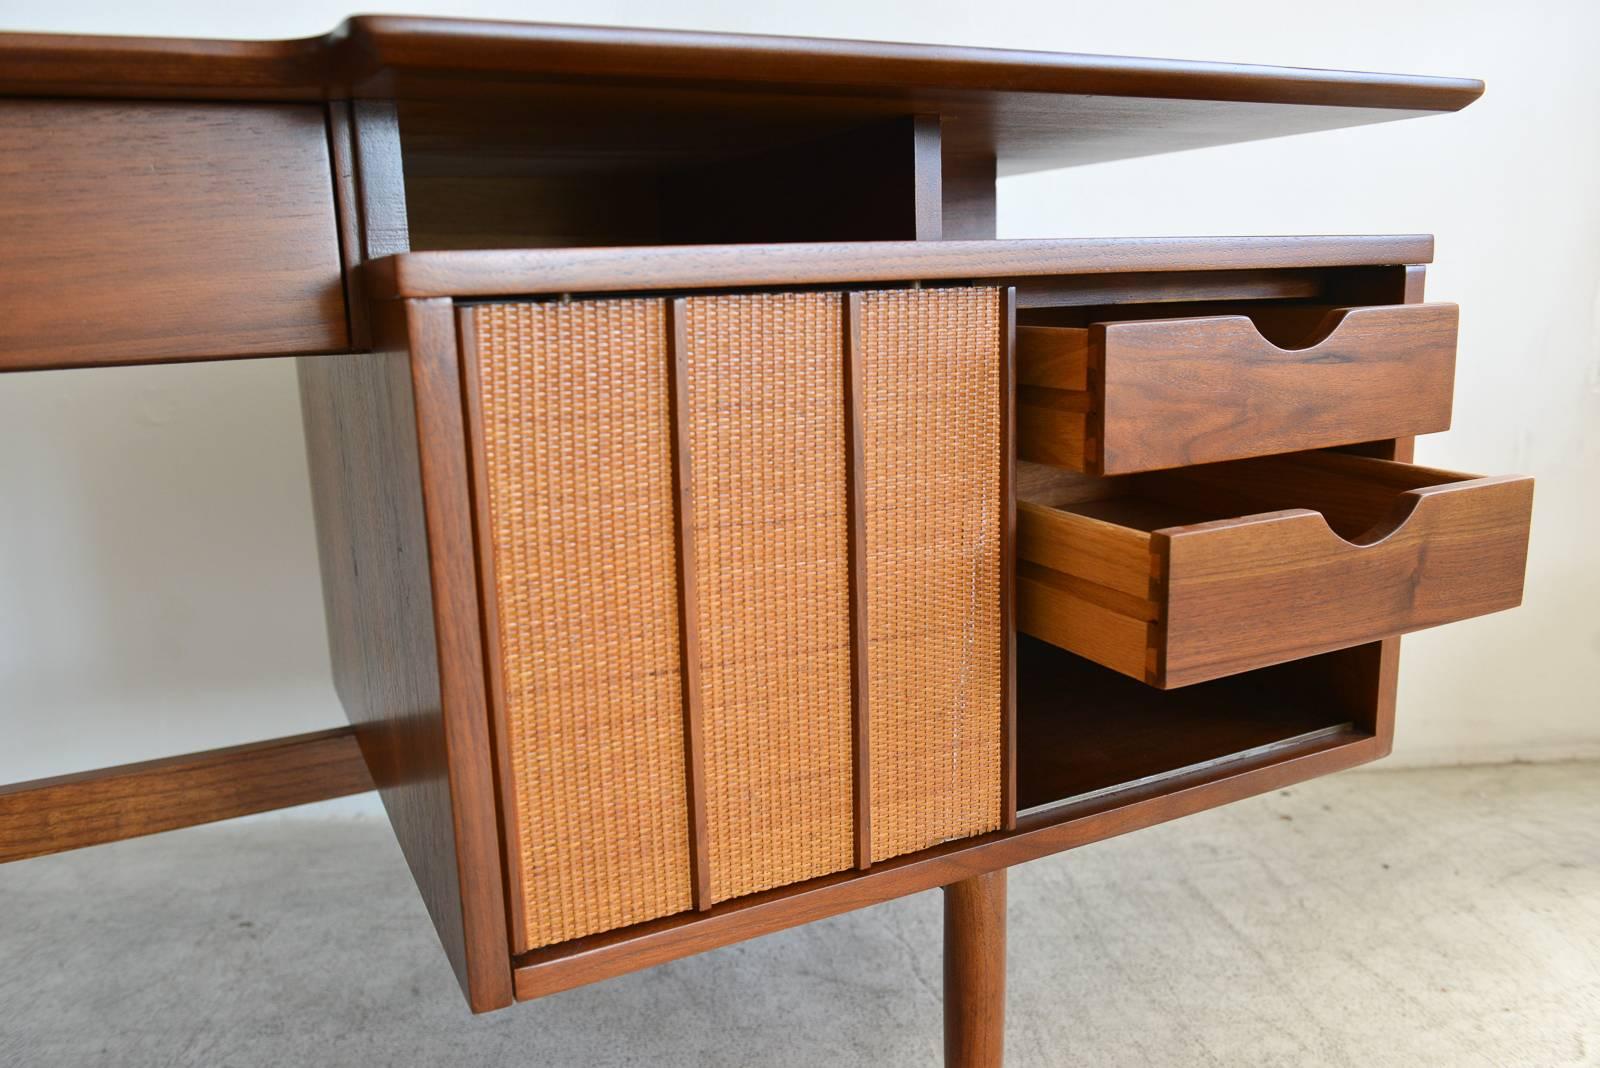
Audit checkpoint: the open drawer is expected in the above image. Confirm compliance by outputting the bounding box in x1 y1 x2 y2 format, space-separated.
1018 450 1532 688
1017 302 1459 474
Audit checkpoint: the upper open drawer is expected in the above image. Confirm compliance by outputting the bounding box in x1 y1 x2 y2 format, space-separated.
1018 451 1532 688
1018 302 1459 475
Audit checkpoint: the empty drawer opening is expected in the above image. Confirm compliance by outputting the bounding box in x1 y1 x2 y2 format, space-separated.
1015 635 1374 819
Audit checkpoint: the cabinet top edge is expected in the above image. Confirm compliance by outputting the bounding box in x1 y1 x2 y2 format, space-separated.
368 235 1436 301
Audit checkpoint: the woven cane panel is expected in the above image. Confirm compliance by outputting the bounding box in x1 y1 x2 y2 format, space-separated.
681 293 855 903
472 300 693 950
860 288 1003 862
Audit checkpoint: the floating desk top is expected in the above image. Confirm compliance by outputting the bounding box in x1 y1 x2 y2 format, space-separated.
0 16 1482 171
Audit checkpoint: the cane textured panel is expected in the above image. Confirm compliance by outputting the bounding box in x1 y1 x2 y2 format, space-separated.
472 299 693 950
680 292 856 902
859 287 1004 862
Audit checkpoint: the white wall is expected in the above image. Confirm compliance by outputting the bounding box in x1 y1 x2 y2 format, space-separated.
2 0 1596 797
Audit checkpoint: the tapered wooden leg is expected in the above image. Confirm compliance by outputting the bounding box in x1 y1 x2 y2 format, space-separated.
943 869 1007 1067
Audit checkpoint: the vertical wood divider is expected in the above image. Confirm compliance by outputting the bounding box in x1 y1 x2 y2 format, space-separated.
453 307 529 954
842 292 873 869
999 286 1018 832
406 296 515 1011
667 298 713 910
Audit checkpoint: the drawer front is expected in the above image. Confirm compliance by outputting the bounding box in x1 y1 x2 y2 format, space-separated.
1018 451 1532 688
0 99 347 370
1017 302 1458 475
465 286 1006 945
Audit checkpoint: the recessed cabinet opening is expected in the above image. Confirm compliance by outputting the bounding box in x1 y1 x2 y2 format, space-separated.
397 99 947 249
1015 635 1376 818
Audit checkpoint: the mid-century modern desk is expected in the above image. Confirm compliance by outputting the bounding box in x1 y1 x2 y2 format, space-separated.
0 18 1532 1066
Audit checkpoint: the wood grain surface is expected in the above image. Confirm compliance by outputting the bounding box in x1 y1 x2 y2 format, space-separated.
944 870 1007 1068
1018 303 1459 475
296 301 511 1013
0 729 372 863
1154 467 1533 687
1014 637 1375 813
1016 452 1533 688
0 99 346 371
368 235 1435 300
511 714 1380 1000
0 20 1480 179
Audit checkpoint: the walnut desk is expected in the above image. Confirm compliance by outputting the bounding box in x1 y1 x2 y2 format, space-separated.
0 18 1531 1066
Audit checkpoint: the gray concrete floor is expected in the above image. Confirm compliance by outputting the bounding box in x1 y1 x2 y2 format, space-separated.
2 762 1597 1067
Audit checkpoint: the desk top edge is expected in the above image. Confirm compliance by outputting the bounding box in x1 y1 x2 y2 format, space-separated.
0 15 1484 113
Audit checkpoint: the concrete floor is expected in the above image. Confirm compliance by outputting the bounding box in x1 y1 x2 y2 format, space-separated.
2 762 1596 1067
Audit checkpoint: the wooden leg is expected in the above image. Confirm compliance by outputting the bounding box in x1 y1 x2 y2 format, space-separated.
943 869 1007 1067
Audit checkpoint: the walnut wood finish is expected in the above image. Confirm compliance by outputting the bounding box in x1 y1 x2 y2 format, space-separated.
300 94 514 1007
0 99 347 372
296 300 511 1012
999 290 1018 832
941 148 997 241
511 701 1383 1001
0 19 1480 176
401 258 1444 1010
0 15 1504 1053
368 235 1435 300
1016 636 1382 812
666 301 715 911
407 300 516 1008
944 870 1007 1068
843 294 874 870
0 728 372 863
1018 302 1460 475
406 109 951 249
1019 451 1533 688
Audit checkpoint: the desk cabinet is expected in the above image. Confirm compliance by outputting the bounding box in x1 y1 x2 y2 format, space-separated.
329 239 1530 995
0 17 1530 1066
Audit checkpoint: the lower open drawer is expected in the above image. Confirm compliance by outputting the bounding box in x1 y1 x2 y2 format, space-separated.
1018 450 1533 688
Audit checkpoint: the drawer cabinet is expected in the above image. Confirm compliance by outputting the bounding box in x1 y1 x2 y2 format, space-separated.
1017 302 1459 474
300 234 1529 1010
460 286 1008 950
1017 450 1533 687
